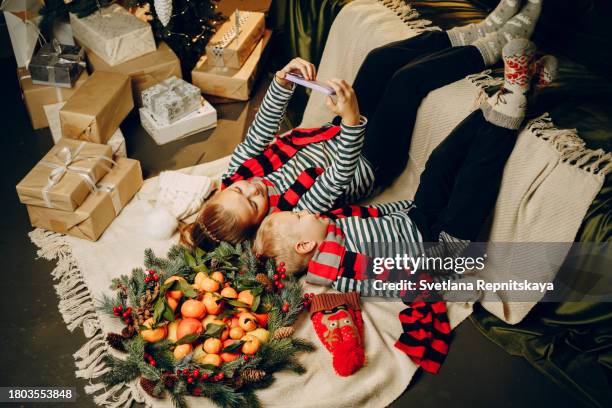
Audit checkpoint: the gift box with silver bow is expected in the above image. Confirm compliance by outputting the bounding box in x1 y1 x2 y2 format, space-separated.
141 76 202 126
28 40 85 88
26 158 143 241
16 138 114 212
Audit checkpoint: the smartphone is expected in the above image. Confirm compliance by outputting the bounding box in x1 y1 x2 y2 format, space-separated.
284 73 336 95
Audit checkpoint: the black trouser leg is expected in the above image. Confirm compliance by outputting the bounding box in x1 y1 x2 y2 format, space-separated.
414 110 519 241
361 45 485 187
351 31 452 119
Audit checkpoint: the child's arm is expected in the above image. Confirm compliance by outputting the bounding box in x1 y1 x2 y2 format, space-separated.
365 200 415 215
225 59 316 176
295 80 365 212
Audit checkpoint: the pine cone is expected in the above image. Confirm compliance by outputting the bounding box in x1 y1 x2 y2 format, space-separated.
121 326 136 339
273 326 295 339
106 332 126 351
162 372 178 389
256 273 274 293
240 368 266 383
140 377 162 398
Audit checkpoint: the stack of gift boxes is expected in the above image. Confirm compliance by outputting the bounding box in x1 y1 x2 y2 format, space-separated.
192 9 271 101
13 3 272 241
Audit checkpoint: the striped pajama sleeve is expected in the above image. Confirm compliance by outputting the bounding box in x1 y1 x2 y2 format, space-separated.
224 78 295 177
295 118 368 213
366 200 415 216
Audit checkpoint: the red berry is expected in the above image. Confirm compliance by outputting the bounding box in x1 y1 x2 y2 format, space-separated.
145 276 150 283
176 369 181 376
154 275 159 282
200 373 209 380
280 273 287 279
182 368 189 376
278 267 286 274
150 360 156 366
187 377 193 384
112 306 118 312
273 274 279 281
217 372 224 380
243 355 249 361
309 293 315 298
148 269 155 275
193 369 199 377
282 303 289 312
277 283 285 289
118 305 123 311
279 262 285 267
192 387 201 396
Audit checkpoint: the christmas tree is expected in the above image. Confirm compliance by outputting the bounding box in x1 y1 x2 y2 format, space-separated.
40 0 225 72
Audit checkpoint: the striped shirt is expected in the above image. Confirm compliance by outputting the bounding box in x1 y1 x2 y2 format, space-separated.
223 78 376 213
332 200 425 296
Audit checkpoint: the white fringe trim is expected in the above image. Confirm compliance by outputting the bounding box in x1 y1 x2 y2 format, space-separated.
527 114 612 176
28 229 148 408
467 70 504 109
378 0 439 32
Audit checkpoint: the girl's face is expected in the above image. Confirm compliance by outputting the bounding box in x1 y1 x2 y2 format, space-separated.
215 179 269 227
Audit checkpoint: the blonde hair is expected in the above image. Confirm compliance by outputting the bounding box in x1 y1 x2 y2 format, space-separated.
181 196 254 249
253 215 309 275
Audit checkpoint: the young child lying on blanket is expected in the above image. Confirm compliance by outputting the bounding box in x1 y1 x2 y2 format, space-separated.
253 39 557 375
182 58 374 248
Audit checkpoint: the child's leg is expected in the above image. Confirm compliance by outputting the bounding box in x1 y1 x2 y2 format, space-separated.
361 45 486 187
351 31 452 120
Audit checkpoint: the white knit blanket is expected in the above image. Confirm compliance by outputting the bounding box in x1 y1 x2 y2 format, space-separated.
28 1 610 408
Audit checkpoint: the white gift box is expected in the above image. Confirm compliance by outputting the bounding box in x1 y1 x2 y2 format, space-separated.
140 100 217 145
2 0 42 67
44 101 127 160
141 76 202 126
70 4 156 66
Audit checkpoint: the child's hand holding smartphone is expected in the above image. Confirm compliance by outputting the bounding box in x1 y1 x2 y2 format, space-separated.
325 79 361 126
275 58 317 89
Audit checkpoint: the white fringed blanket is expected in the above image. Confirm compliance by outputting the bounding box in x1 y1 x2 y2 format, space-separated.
29 1 610 408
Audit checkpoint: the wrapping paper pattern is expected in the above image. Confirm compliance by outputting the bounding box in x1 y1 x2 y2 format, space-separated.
70 4 155 66
141 76 202 125
205 10 265 69
16 138 113 212
139 101 217 145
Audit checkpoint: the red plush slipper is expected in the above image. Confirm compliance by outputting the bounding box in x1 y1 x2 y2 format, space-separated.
310 292 365 377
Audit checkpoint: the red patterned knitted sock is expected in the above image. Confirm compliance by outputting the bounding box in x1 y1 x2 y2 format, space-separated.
310 292 365 377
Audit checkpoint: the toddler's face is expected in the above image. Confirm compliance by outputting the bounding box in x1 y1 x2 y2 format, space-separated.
216 179 269 227
272 210 329 243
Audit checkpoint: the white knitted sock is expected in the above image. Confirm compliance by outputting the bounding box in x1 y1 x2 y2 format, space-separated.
533 54 558 91
447 0 522 46
472 0 543 65
481 39 537 129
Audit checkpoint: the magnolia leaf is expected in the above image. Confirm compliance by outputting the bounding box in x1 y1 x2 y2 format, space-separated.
251 295 261 312
225 299 249 308
152 297 165 323
176 333 201 345
177 280 198 298
251 286 263 297
183 249 197 267
193 264 209 274
221 340 244 353
204 323 225 338
196 364 218 372
162 300 175 322
195 247 206 260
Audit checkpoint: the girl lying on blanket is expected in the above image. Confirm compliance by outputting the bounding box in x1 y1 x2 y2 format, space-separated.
182 0 545 248
253 39 557 375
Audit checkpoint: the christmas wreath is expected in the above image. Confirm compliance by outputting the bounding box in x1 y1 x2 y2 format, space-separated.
98 242 315 408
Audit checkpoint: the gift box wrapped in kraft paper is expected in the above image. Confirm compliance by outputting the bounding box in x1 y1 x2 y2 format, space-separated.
28 40 85 88
70 4 155 66
59 71 133 144
205 10 265 69
26 158 143 241
192 30 271 101
140 100 217 145
16 138 114 212
18 67 89 129
44 102 127 160
141 76 202 126
86 42 181 106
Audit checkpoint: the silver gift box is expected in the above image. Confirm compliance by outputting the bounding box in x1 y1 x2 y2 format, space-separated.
141 76 202 126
